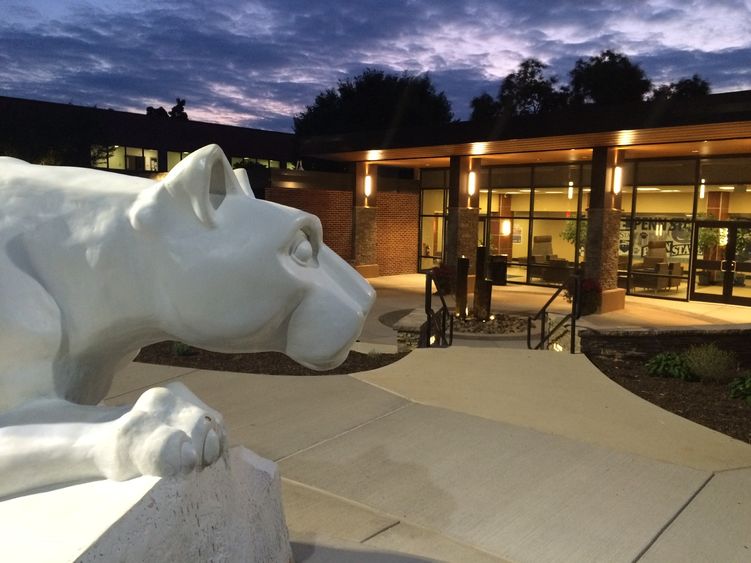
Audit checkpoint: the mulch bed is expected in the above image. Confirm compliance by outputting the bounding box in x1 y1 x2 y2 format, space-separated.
136 341 751 445
135 341 409 376
588 356 751 444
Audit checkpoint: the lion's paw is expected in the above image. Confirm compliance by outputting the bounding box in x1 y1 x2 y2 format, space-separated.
98 383 226 481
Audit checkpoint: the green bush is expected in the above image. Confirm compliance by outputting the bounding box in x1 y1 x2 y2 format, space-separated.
729 372 751 405
682 343 738 382
172 341 194 356
646 352 695 381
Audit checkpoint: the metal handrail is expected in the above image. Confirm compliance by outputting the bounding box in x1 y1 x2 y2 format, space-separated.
527 275 579 353
422 272 454 348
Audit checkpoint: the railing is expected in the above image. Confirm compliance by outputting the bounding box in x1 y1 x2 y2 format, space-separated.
419 272 454 348
527 275 579 353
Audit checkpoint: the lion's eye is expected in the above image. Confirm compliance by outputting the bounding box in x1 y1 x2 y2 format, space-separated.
291 232 315 266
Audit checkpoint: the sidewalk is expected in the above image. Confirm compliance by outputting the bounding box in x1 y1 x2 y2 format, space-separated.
101 274 751 562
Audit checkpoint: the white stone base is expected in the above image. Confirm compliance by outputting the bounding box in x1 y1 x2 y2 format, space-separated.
0 447 292 563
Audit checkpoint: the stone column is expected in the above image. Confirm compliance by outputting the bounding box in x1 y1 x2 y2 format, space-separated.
353 162 379 278
444 156 480 283
584 147 625 312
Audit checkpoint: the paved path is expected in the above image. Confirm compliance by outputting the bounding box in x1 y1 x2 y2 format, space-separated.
107 349 751 563
102 275 751 562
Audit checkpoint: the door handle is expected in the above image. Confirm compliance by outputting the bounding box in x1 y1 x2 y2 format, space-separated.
720 260 727 272
730 260 737 272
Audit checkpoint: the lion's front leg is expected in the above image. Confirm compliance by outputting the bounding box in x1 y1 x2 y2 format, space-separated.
0 382 226 499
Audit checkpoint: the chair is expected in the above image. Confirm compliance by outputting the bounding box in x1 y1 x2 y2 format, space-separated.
646 240 667 259
531 235 554 259
633 241 668 270
666 263 683 291
632 262 670 293
543 259 571 283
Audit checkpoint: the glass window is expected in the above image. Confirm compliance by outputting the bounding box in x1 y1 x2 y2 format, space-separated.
490 189 531 217
528 220 578 285
637 159 695 185
90 145 108 168
701 157 751 184
533 164 579 187
109 146 125 170
125 147 144 171
144 149 159 172
477 168 490 190
421 189 446 215
478 190 489 216
491 166 531 188
488 217 529 281
477 220 486 247
269 160 280 169
420 216 444 268
634 185 694 218
532 187 579 218
698 158 751 219
421 168 447 188
168 151 184 171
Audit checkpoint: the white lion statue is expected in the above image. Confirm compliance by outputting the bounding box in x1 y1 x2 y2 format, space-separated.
0 145 375 498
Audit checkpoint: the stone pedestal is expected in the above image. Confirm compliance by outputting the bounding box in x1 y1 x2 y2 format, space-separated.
0 447 292 563
599 288 626 314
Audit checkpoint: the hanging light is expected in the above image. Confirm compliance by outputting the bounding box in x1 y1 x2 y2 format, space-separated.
567 180 574 200
468 170 477 197
501 219 511 236
613 166 622 195
700 178 705 199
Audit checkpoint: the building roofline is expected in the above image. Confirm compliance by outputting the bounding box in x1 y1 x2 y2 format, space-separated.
300 90 751 161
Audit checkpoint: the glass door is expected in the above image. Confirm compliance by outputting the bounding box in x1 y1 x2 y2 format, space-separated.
691 221 751 305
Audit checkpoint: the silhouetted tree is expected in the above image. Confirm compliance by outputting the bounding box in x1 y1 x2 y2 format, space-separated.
293 68 454 136
651 74 711 101
497 58 568 115
469 92 499 122
146 98 188 120
470 59 567 120
569 50 652 105
169 98 188 120
146 106 169 118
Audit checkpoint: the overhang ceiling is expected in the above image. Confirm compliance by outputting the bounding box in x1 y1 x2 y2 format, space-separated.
311 122 751 166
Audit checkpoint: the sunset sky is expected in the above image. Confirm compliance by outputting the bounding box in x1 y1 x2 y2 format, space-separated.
2 0 750 131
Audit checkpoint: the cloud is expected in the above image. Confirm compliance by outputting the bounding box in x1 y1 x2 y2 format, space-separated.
1 0 750 130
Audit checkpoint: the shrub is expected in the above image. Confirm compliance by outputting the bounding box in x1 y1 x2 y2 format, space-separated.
172 341 195 356
682 343 738 382
646 352 695 381
729 372 751 405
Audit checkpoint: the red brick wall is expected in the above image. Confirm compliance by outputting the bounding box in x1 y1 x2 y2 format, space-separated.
266 188 353 261
376 192 419 275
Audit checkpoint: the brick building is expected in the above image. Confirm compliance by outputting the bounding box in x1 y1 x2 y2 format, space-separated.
3 93 751 309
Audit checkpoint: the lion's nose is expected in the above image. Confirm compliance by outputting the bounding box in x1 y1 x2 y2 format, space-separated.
318 246 376 316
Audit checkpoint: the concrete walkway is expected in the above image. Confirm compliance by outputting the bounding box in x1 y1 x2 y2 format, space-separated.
103 274 751 562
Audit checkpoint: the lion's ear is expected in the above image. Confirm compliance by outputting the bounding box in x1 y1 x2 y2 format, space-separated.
156 144 242 227
233 168 255 199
